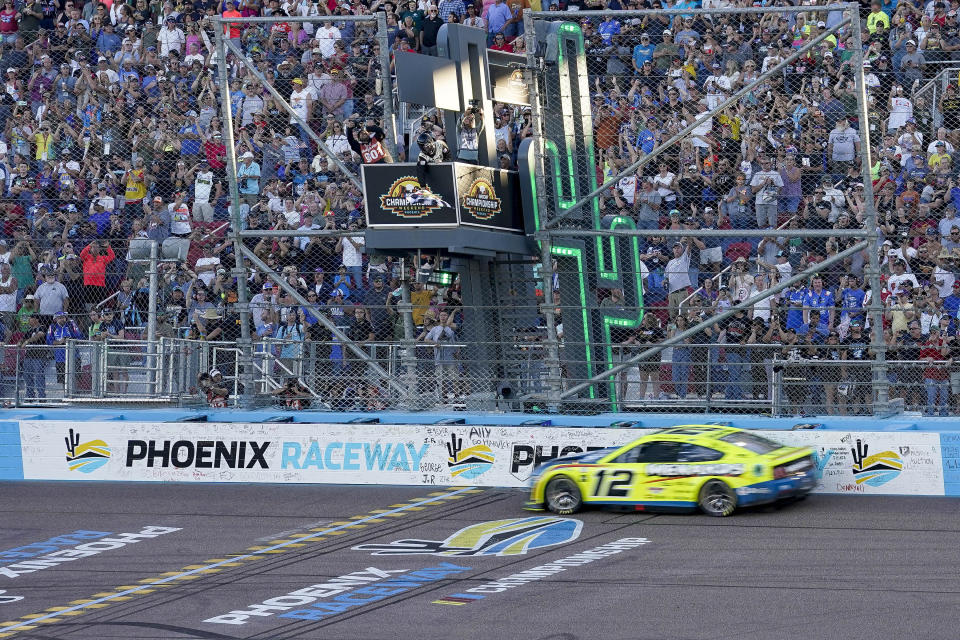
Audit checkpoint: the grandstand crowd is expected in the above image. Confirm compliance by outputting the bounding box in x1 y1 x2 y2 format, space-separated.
0 0 955 414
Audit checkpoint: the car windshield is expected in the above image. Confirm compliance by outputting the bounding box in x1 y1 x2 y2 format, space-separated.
580 448 615 463
718 432 783 454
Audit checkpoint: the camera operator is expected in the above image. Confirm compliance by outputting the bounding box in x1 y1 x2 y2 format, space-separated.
457 101 483 164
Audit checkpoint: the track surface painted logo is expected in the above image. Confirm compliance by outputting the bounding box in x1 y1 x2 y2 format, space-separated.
352 517 583 557
461 178 501 220
379 176 452 219
851 439 902 486
65 428 111 473
446 433 494 479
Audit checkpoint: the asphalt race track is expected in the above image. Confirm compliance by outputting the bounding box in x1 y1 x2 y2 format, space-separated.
1 483 959 640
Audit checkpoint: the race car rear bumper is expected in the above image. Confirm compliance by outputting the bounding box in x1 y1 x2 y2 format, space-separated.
735 471 816 507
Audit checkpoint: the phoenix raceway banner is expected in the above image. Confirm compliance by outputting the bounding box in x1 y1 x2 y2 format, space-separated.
15 421 946 496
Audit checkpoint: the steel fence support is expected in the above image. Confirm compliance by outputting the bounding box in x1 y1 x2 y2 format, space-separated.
852 16 889 416
525 9 563 411
376 11 398 161
397 272 419 406
215 26 255 409
146 240 159 394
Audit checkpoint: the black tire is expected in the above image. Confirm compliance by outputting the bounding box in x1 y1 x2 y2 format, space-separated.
698 480 737 517
544 476 583 515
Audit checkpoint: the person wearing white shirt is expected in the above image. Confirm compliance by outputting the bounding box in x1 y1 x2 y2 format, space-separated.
927 128 955 155
314 21 341 58
336 226 365 290
749 156 784 228
665 238 702 318
887 259 920 295
157 17 185 56
280 198 301 227
933 254 955 299
191 160 221 222
295 213 321 251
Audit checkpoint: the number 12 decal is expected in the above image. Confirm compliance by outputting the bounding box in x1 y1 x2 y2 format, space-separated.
592 469 634 497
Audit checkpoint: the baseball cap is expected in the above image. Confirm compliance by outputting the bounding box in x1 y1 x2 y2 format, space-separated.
24 294 35 300
241 151 254 159
209 368 222 377
907 39 917 45
292 78 304 85
262 282 273 290
663 29 671 35
54 310 67 317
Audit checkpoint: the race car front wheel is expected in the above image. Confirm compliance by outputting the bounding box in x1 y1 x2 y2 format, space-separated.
545 476 583 515
698 480 737 517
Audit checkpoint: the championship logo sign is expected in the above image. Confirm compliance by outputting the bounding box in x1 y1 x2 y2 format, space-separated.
379 176 453 219
461 178 502 221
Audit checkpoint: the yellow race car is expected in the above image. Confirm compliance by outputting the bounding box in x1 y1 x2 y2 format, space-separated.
524 426 815 517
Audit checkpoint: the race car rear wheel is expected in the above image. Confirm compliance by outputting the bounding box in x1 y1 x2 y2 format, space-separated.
545 476 582 515
698 480 737 517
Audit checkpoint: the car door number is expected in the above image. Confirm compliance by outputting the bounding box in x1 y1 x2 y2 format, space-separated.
592 470 634 497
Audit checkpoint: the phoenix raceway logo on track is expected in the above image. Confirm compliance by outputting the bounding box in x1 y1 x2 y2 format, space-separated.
851 439 903 486
445 433 494 480
65 428 111 473
351 517 583 557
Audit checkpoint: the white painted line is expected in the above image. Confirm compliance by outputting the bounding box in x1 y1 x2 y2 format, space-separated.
0 486 478 633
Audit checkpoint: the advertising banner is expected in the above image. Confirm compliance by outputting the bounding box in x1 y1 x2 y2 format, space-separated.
16 422 947 495
362 163 459 228
454 164 524 233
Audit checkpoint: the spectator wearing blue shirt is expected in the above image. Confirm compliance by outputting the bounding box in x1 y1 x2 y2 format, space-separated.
784 282 807 331
485 0 511 45
798 308 829 341
839 274 866 325
598 17 621 46
46 310 82 386
944 281 960 330
95 22 122 55
803 275 835 334
636 116 657 154
632 34 654 72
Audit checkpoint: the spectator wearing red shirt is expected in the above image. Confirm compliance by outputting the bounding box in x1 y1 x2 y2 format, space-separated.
79 240 115 305
921 325 952 416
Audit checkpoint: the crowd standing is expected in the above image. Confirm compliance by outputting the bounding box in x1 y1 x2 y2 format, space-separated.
0 0 953 415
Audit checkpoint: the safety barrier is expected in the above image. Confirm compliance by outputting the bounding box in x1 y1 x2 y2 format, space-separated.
3 420 959 498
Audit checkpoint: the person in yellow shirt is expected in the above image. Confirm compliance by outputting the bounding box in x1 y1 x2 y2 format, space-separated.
33 124 54 165
929 141 952 168
123 157 147 215
867 1 890 34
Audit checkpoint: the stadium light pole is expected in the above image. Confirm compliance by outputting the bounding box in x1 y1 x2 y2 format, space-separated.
540 11 850 231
